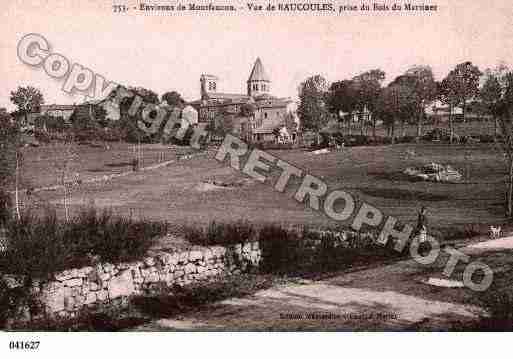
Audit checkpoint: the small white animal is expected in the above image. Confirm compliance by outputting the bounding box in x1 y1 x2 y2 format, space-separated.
490 226 502 239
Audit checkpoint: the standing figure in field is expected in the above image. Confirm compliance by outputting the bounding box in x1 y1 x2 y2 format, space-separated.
415 206 428 243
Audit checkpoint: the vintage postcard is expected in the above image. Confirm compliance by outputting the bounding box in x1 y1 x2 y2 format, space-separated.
1 0 513 353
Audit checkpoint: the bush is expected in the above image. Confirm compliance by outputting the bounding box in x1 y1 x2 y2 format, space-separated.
259 225 402 276
34 116 67 132
0 190 12 225
0 277 33 328
259 224 306 274
476 289 513 330
479 134 495 143
34 129 51 144
397 135 415 143
369 136 392 145
184 220 256 246
0 208 168 278
343 135 369 147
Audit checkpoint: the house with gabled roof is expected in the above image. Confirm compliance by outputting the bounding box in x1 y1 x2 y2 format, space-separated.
189 58 300 144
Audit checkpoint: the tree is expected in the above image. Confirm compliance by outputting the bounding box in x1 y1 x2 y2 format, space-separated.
493 71 513 217
240 103 256 117
327 80 358 136
9 86 44 125
439 77 460 143
213 110 235 138
129 86 159 104
375 84 415 142
0 114 22 221
162 91 185 108
298 75 330 143
444 62 482 123
481 64 510 137
392 66 438 138
352 69 386 136
374 88 396 140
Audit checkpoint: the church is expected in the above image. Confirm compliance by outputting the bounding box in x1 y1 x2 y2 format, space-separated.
189 58 300 144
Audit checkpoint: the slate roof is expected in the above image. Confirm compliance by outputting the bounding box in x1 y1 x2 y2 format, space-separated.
248 57 271 83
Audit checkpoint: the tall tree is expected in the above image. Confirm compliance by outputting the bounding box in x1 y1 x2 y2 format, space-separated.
9 86 44 125
493 71 513 216
352 69 385 136
439 77 460 143
162 91 185 108
374 87 396 140
481 63 511 137
375 84 415 142
327 80 358 136
129 86 159 104
298 75 330 143
444 62 482 123
481 74 502 137
392 66 438 138
0 114 22 220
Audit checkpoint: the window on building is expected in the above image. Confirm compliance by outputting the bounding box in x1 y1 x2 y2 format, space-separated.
253 84 258 91
264 112 268 119
212 82 216 91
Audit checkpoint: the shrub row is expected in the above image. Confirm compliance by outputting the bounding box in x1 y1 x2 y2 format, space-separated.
315 134 417 148
258 225 404 276
183 220 256 246
184 222 406 276
0 208 168 279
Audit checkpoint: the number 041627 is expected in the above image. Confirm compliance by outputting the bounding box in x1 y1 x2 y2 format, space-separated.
9 341 40 350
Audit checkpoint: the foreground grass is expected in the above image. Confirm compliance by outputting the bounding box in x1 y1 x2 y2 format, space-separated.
0 208 168 279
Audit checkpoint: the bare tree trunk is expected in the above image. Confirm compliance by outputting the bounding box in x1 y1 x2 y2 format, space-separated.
61 169 69 222
494 117 498 138
15 153 20 221
372 115 377 141
449 106 454 144
416 108 423 139
64 185 69 222
391 120 396 144
508 158 513 217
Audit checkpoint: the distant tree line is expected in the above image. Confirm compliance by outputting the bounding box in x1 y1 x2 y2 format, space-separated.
298 61 489 143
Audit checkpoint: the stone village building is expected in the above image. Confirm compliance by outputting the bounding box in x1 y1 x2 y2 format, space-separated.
189 58 301 144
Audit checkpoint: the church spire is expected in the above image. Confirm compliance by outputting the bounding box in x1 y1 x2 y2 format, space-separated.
247 57 271 97
248 57 270 82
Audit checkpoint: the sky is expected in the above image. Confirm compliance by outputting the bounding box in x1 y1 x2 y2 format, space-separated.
1 0 512 111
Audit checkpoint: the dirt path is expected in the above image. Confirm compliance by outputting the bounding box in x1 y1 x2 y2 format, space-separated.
130 237 513 331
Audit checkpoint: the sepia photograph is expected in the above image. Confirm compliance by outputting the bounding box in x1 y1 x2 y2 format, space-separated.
1 0 513 353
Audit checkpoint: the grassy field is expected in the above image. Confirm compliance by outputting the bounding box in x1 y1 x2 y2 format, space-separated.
16 141 198 190
347 119 498 138
16 140 509 244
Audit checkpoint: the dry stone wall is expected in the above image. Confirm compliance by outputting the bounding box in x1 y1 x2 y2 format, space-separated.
5 242 261 323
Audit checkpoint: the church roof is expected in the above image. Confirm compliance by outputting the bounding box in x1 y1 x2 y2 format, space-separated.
248 58 270 83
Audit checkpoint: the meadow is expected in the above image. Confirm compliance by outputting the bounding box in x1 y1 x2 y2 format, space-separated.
17 138 508 245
